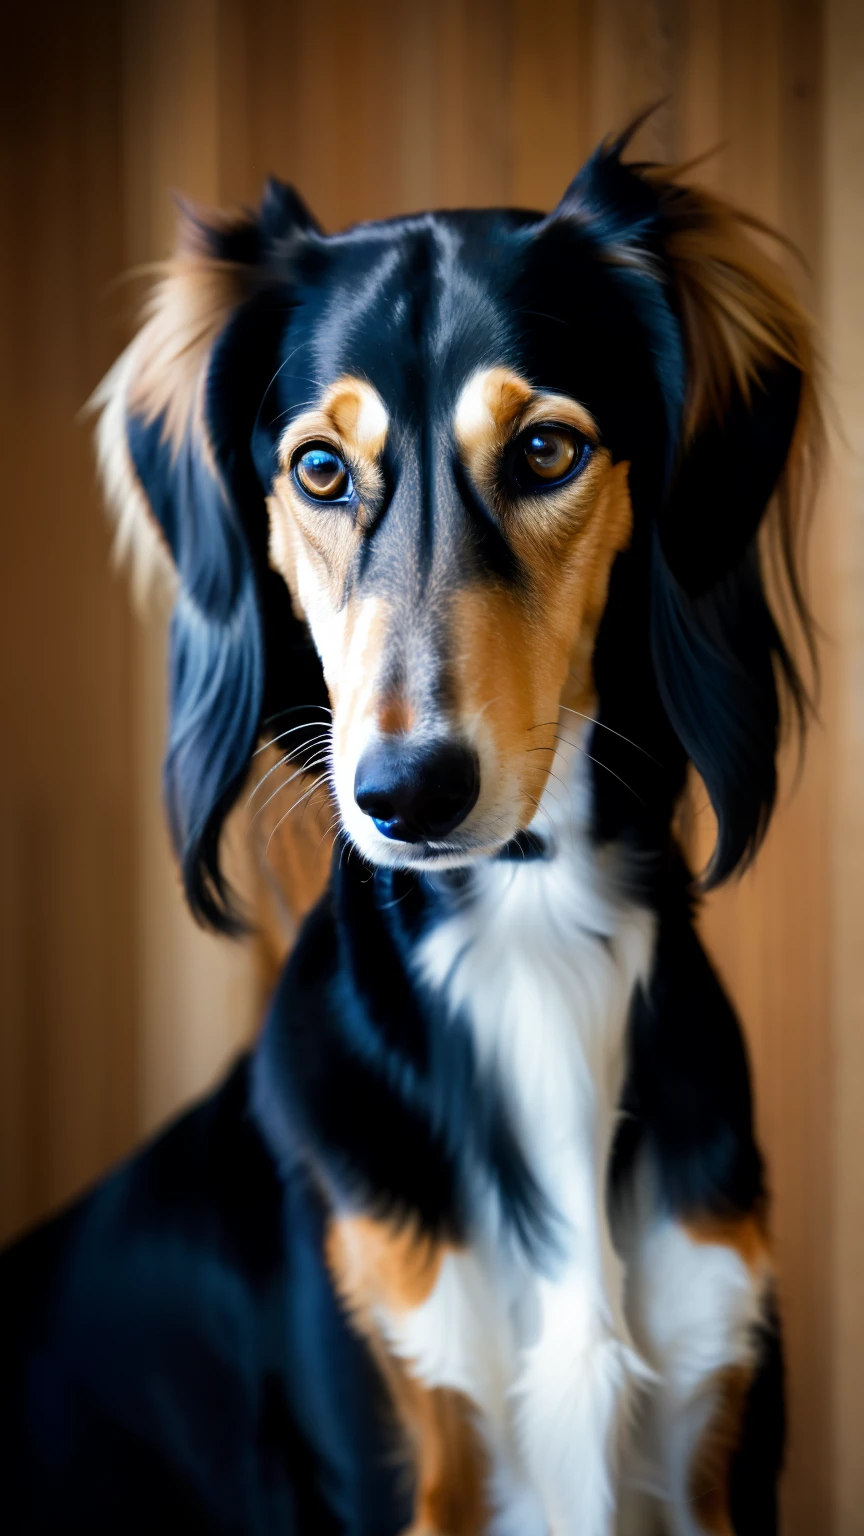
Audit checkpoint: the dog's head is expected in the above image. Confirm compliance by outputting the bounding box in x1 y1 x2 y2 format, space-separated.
96 131 817 930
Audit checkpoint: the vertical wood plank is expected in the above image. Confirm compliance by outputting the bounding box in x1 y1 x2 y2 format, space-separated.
121 0 259 1136
824 2 864 1528
0 0 136 1239
508 0 595 209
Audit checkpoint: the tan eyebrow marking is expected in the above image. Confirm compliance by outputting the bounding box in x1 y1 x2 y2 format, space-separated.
277 374 389 471
454 365 599 481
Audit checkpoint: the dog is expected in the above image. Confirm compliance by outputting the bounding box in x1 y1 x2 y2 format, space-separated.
1 124 818 1535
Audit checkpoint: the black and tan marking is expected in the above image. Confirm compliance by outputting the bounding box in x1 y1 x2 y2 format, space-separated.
327 1216 489 1536
264 351 634 867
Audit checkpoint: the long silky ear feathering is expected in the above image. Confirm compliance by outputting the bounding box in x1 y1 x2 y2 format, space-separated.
557 133 821 884
91 185 319 931
648 173 821 884
91 205 260 605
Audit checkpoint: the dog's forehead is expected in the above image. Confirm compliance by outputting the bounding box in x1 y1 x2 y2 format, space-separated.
268 209 661 466
281 212 530 423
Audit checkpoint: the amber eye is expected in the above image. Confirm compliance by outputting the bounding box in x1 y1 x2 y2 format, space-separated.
294 445 352 501
522 428 577 482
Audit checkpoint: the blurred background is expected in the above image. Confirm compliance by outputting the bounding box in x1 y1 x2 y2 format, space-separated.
0 0 861 1530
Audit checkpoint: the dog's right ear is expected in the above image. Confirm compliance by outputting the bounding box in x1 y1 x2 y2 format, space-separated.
92 181 324 932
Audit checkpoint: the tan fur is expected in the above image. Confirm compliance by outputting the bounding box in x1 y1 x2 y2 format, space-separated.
267 500 390 723
393 1376 490 1536
276 376 388 508
602 169 814 439
91 347 176 608
687 1364 752 1534
329 596 390 752
91 203 257 604
327 1218 488 1535
447 457 633 828
378 696 416 735
324 375 389 459
128 257 250 453
327 1214 445 1314
453 366 534 483
448 367 635 823
247 739 336 969
268 376 390 613
684 1212 771 1275
454 366 597 496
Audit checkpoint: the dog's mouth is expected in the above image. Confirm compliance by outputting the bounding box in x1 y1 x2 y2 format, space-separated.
417 828 549 863
495 829 548 860
340 821 551 873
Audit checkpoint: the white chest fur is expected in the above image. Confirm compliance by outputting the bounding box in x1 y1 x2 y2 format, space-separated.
386 734 659 1535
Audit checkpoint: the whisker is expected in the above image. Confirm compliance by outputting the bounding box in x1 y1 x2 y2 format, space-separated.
525 747 572 802
246 734 331 804
266 775 330 855
527 735 644 806
253 344 328 439
522 308 571 330
558 704 661 765
524 745 573 797
299 772 335 832
248 752 332 829
315 813 344 856
523 790 554 831
577 746 645 805
261 703 332 729
254 719 332 757
472 696 502 725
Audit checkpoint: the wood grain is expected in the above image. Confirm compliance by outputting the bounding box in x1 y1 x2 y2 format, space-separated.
824 2 864 1527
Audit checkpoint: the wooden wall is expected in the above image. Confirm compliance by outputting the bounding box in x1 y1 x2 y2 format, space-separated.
825 1 864 1526
2 1 861 1529
0 2 136 1244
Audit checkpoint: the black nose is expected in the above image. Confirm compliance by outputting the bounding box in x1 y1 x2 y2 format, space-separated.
354 739 480 843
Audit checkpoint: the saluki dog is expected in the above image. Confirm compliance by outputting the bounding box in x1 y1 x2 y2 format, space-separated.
2 125 818 1535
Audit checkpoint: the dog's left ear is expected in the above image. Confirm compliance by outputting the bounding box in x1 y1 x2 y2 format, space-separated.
554 144 820 883
649 180 813 597
647 179 820 884
93 180 326 931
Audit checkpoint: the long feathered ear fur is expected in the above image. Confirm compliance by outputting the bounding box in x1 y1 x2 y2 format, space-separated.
556 129 820 884
92 181 325 931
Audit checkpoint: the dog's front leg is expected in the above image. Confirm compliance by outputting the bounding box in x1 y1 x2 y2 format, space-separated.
327 1217 513 1536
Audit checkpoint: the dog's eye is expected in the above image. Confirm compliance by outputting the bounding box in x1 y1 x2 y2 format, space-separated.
522 427 581 479
524 430 575 480
294 445 352 501
508 425 592 494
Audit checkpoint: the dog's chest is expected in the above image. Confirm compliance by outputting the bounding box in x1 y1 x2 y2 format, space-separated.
391 837 656 1528
420 836 653 1237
